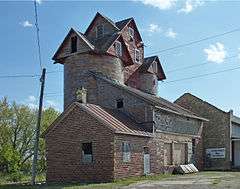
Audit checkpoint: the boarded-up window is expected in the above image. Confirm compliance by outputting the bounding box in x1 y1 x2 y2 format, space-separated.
82 142 93 163
164 143 172 165
174 143 187 165
122 142 131 162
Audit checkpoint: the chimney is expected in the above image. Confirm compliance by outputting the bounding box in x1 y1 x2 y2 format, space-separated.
76 87 87 103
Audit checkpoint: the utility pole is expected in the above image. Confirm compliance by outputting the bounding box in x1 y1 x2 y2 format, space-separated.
31 68 46 185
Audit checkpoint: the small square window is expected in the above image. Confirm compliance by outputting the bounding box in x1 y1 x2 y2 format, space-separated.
115 41 122 57
122 142 131 162
116 99 123 108
82 142 93 163
71 36 77 53
96 25 104 38
128 27 134 39
135 49 140 63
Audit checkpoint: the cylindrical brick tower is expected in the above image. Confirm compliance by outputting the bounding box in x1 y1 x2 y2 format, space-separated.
139 73 158 95
63 53 124 109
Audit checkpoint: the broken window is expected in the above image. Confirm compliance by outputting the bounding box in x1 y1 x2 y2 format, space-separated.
71 36 77 53
116 99 124 109
122 142 131 162
115 41 122 57
135 49 140 63
82 142 93 163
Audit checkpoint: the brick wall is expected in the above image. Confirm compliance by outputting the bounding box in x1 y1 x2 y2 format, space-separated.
175 94 231 170
45 107 115 183
63 53 124 109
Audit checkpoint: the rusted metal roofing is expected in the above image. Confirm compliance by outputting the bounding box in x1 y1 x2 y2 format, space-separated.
42 102 152 138
91 71 208 122
83 103 152 137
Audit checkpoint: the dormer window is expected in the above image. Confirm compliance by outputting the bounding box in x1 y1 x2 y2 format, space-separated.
96 24 104 38
71 36 77 53
115 41 122 57
135 49 140 63
128 27 134 39
152 61 158 73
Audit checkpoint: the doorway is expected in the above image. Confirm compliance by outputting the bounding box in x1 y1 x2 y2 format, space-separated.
143 147 150 175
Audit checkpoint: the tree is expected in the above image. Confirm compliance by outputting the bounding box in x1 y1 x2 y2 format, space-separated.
0 97 59 176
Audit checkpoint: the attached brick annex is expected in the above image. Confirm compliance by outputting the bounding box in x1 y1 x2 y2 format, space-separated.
43 12 207 183
175 93 240 170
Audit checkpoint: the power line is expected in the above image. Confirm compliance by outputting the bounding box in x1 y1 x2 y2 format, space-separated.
0 74 40 79
146 27 240 56
164 65 240 84
0 70 62 79
34 0 43 70
166 54 239 74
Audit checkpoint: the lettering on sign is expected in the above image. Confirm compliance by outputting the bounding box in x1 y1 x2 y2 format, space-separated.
206 148 225 159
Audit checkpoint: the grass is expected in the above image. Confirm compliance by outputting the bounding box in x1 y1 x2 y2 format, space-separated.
0 173 172 189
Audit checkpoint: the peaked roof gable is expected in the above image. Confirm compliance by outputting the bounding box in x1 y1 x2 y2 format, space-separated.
116 18 143 42
42 102 152 138
52 28 94 61
138 56 166 80
85 12 119 35
106 34 134 66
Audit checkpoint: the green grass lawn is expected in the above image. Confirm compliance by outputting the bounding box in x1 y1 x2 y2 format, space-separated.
0 174 172 189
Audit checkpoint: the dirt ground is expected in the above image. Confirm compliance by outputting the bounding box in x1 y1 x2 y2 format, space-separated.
123 171 240 189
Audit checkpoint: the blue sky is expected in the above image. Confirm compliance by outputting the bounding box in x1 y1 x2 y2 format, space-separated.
0 0 240 115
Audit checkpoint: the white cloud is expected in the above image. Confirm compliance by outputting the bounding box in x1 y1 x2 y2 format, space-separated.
148 23 161 33
138 0 176 10
178 0 204 14
165 28 177 39
46 100 57 108
20 20 33 28
36 0 42 4
28 95 36 102
25 95 37 109
204 42 227 64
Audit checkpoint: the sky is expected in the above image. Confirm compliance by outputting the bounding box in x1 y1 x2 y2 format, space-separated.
0 0 240 115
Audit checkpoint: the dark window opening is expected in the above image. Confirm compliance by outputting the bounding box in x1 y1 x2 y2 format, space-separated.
71 36 77 53
117 99 124 108
82 142 93 163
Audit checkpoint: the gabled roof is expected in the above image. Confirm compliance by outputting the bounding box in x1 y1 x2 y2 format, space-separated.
52 28 94 61
115 17 143 42
90 72 208 122
85 12 119 35
115 18 133 30
138 56 166 80
42 102 152 138
175 93 228 114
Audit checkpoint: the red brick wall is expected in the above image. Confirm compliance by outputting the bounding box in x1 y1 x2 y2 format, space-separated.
45 107 115 183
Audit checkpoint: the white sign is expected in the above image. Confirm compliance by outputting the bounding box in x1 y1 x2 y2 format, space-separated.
206 148 225 159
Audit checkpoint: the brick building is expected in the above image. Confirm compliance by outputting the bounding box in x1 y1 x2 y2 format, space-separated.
175 93 240 170
42 12 207 183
